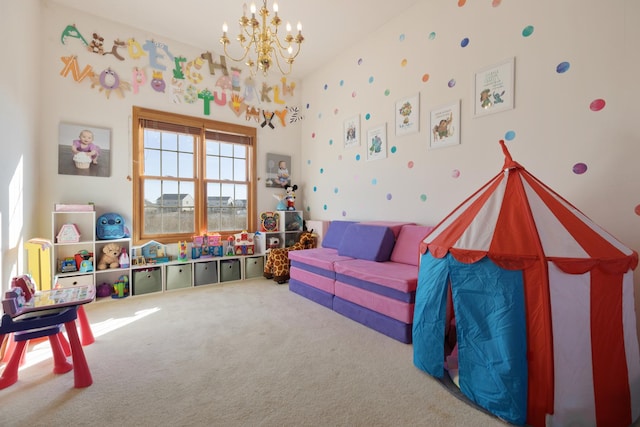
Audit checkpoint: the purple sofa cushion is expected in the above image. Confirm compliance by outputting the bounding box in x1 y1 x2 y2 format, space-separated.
338 224 395 262
390 225 435 266
322 220 359 249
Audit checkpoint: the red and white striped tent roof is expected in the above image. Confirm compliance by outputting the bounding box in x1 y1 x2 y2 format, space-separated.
419 141 640 427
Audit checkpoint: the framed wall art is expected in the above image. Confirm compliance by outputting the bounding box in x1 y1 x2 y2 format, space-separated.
265 153 291 188
430 100 460 150
366 123 387 161
395 93 420 136
58 122 111 177
473 57 515 117
343 114 360 149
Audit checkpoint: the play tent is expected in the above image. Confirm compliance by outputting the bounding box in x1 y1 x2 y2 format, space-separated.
413 141 640 426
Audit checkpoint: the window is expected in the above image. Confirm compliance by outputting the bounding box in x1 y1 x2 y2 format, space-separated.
132 107 257 245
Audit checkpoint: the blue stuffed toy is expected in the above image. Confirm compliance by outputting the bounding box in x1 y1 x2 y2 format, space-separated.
96 213 130 240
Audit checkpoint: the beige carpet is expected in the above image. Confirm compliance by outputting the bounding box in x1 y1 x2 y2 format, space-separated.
0 278 508 427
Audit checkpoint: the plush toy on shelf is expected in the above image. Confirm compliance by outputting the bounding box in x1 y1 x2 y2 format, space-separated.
264 230 315 284
285 184 298 211
98 242 121 270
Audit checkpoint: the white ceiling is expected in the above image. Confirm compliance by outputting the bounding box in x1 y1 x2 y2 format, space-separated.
50 0 423 80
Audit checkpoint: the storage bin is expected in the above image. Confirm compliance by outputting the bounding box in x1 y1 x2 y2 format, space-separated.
194 261 218 286
166 263 192 290
132 268 161 295
245 256 265 279
56 273 93 289
220 259 241 282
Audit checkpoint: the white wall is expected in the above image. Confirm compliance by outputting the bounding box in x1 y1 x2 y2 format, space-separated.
300 0 640 284
37 1 303 241
0 1 42 291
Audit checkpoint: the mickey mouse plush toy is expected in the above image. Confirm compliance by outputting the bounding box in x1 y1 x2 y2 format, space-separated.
285 184 298 210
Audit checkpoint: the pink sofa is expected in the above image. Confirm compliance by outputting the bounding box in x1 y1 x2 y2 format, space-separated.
288 221 433 343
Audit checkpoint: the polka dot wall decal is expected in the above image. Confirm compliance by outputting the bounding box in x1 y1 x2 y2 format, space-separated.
323 204 328 210
372 178 378 185
318 113 322 119
384 89 391 96
368 76 374 83
338 155 343 160
420 194 427 202
356 154 361 161
408 161 414 168
635 205 640 216
306 103 310 109
422 74 430 82
329 139 333 145
324 84 328 90
390 146 397 154
320 168 324 174
458 0 466 6
365 113 371 120
307 160 311 165
342 211 347 217
590 99 606 111
448 79 456 88
556 61 570 74
522 25 534 37
401 59 408 67
334 108 339 115
460 37 469 47
399 34 405 42
505 130 516 141
386 193 393 201
340 80 344 86
492 0 502 6
572 163 587 174
313 186 317 192
452 169 461 178
334 187 339 194
352 91 357 98
312 132 316 138
358 58 363 65
428 32 436 40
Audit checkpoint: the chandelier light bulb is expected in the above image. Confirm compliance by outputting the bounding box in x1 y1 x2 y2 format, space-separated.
286 22 291 32
297 22 302 32
273 3 278 13
222 22 228 33
250 3 256 14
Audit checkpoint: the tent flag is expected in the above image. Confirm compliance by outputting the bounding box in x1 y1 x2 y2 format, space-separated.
413 140 640 427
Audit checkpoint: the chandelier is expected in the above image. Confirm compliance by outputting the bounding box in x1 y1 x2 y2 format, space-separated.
220 1 304 76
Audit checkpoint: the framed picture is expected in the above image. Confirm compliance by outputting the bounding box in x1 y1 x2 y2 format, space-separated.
366 124 387 161
343 115 360 149
58 122 111 177
473 57 515 117
265 153 291 188
395 93 420 136
430 101 461 149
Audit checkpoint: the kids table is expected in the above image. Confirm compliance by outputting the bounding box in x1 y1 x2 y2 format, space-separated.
0 286 95 389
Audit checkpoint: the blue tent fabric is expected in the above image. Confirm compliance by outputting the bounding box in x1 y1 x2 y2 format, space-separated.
413 252 529 425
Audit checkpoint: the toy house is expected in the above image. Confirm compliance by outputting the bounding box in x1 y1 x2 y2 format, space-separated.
56 223 81 243
234 231 255 255
138 240 170 263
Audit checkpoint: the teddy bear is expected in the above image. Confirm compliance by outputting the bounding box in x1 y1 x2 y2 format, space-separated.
98 242 121 270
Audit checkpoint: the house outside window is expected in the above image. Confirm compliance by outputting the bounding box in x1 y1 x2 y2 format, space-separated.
132 107 257 245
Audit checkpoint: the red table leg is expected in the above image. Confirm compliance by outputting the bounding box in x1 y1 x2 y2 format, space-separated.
0 341 26 389
49 333 73 374
77 305 95 346
64 320 92 388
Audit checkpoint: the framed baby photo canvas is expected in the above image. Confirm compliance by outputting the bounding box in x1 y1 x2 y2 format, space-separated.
58 122 111 177
265 153 292 188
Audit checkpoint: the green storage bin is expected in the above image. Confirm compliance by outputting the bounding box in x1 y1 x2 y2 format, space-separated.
244 256 264 279
220 259 241 282
194 261 218 286
166 263 192 290
132 268 162 295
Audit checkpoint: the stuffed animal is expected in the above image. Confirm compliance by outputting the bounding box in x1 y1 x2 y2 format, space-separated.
285 184 298 211
264 230 315 284
98 243 121 270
